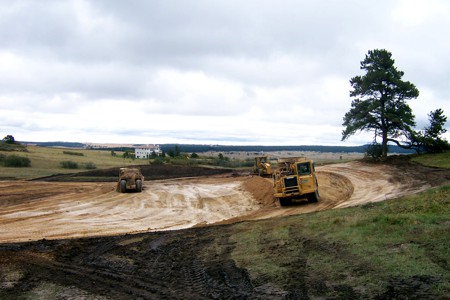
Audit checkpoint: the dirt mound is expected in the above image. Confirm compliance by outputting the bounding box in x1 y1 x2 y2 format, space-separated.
241 176 275 206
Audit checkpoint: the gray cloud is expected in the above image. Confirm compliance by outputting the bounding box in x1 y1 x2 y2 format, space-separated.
0 0 449 145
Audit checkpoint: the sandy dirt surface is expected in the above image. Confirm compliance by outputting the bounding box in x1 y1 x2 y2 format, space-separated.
1 159 448 244
0 177 258 243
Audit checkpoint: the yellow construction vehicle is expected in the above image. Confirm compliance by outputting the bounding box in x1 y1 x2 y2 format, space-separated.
254 156 272 176
273 157 319 206
117 167 144 193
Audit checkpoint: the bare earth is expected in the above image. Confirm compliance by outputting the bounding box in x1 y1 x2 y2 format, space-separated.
0 160 441 243
1 158 449 299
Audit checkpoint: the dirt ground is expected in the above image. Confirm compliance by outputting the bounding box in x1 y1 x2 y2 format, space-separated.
0 157 449 298
1 158 446 244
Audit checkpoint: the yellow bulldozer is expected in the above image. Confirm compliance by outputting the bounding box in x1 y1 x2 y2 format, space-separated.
254 156 272 177
273 157 319 206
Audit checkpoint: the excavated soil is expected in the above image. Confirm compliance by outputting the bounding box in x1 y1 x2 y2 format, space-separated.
0 157 449 298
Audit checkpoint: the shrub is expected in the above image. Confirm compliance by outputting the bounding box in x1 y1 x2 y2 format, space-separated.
151 157 165 165
0 142 28 152
365 142 384 159
4 155 31 167
60 160 79 169
2 135 15 144
84 162 97 169
63 151 84 156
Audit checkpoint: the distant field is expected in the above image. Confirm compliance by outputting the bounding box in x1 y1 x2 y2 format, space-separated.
0 146 142 180
201 150 365 164
2 145 447 180
1 146 364 180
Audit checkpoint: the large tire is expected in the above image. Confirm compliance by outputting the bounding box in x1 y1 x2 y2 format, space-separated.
120 179 127 193
307 189 320 203
135 179 142 192
279 197 291 206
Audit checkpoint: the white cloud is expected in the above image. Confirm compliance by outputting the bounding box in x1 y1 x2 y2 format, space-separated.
391 0 449 27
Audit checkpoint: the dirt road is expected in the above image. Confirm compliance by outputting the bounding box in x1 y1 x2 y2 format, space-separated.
1 159 446 243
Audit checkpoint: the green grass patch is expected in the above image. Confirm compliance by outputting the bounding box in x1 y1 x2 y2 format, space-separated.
230 185 450 298
0 145 143 179
411 151 450 168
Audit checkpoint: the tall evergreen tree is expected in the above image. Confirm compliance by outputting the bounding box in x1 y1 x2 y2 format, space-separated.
420 109 449 153
342 49 419 157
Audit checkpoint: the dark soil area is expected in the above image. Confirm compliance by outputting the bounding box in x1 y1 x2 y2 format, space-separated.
34 164 235 182
0 220 444 299
382 155 450 186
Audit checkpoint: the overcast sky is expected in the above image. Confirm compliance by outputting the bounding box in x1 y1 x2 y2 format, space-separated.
1 0 449 146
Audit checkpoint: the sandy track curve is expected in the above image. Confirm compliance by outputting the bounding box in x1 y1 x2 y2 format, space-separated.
0 161 436 243
320 161 430 208
0 177 260 243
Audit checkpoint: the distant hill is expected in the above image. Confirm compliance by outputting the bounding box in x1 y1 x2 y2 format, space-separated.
21 141 416 154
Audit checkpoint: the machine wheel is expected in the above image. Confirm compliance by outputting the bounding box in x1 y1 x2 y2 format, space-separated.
307 189 320 203
279 197 291 206
120 180 127 193
135 179 142 192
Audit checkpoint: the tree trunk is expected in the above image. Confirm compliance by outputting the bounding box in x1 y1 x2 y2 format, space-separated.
382 130 388 158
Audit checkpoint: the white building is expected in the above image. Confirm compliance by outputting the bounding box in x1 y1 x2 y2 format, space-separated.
135 145 162 159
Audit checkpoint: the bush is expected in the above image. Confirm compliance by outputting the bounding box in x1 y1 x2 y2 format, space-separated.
84 162 97 169
151 157 166 165
3 155 31 167
63 151 84 156
60 160 79 169
365 143 384 159
0 142 28 152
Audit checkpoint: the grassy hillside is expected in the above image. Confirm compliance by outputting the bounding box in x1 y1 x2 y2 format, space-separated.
412 151 450 168
0 145 142 179
229 184 450 298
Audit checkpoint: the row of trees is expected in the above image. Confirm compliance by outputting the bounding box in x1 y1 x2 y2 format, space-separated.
342 49 448 158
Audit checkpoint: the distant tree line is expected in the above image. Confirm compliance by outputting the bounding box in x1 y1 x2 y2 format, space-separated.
159 144 415 154
25 141 86 148
17 141 417 154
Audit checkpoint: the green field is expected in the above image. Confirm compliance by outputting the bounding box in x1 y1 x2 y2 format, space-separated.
230 184 450 298
412 151 450 168
0 145 142 179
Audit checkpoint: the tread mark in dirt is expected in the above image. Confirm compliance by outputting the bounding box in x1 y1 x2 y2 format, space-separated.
184 259 209 296
15 251 177 299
